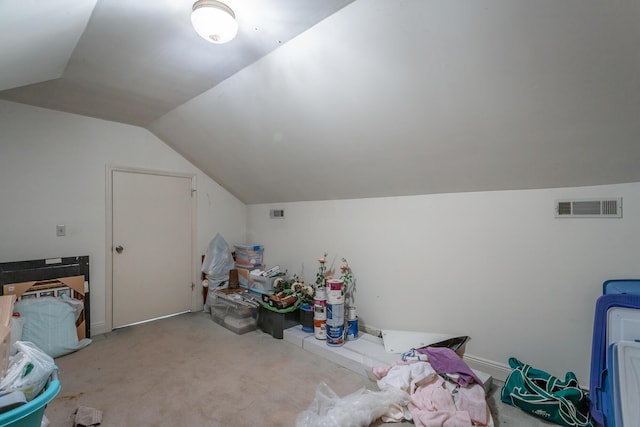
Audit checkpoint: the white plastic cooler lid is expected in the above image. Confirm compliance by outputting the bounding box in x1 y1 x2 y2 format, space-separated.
607 307 640 345
612 341 640 426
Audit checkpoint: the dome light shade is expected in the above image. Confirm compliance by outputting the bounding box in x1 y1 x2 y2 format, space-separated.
191 0 238 44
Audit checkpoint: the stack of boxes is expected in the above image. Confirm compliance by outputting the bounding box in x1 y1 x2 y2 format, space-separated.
208 244 265 335
234 244 264 290
209 244 302 338
234 244 264 270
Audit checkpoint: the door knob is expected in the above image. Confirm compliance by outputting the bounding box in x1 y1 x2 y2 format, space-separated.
115 245 124 254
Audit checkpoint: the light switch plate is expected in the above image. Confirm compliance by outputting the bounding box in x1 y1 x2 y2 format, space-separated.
56 224 66 236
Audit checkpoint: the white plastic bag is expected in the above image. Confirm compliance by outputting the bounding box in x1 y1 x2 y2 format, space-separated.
201 234 235 310
296 382 410 427
10 315 24 356
201 233 235 282
0 341 55 401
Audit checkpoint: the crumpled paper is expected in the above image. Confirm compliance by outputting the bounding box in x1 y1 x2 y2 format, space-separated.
74 406 103 427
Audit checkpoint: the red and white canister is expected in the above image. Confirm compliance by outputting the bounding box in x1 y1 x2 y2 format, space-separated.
326 279 344 305
314 288 327 339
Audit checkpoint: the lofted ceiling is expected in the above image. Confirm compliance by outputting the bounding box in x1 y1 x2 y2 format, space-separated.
0 0 354 126
1 0 639 204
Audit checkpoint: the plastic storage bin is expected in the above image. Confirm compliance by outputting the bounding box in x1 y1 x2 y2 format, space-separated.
249 275 276 293
590 291 640 426
0 367 60 427
210 298 257 335
211 309 257 335
609 340 640 426
603 279 640 295
589 279 640 427
234 245 264 269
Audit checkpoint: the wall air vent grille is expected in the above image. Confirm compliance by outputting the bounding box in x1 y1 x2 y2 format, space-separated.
270 209 285 219
555 198 622 218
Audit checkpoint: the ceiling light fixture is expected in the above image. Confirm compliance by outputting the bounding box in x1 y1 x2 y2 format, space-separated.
191 0 238 44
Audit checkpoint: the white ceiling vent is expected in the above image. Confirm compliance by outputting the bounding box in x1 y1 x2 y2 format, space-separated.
555 198 622 218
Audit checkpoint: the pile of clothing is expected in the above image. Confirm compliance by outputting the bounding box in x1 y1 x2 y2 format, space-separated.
373 347 492 427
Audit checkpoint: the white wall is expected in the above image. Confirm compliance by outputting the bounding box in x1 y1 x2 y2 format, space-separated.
3 101 638 386
248 183 640 384
0 100 247 334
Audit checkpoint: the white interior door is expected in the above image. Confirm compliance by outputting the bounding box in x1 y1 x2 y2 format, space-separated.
112 170 193 328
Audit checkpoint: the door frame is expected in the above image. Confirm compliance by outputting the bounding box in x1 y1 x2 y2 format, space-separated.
105 165 197 333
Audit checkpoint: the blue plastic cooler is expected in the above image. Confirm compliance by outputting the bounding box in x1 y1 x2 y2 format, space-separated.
590 281 640 427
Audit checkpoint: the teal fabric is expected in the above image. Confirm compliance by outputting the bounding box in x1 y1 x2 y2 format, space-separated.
501 357 593 427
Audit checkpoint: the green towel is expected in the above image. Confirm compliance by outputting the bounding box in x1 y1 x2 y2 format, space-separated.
260 300 301 313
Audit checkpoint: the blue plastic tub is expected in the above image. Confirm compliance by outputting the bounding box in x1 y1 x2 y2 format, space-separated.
0 367 60 427
590 294 640 427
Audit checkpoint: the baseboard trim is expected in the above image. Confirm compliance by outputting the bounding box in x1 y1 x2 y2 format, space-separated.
361 324 382 338
350 322 511 382
91 322 107 336
464 353 511 383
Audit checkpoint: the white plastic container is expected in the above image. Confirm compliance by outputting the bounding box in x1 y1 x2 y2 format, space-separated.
249 275 277 292
610 340 640 426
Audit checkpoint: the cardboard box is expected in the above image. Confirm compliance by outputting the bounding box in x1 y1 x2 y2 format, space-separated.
0 295 14 328
236 266 266 289
0 295 16 379
261 293 297 309
3 276 87 340
236 267 250 287
228 269 239 288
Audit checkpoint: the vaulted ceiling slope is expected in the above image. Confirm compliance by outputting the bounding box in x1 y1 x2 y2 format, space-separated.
0 0 354 126
2 0 640 204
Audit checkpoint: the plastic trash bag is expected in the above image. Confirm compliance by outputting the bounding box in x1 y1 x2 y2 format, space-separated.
201 233 235 281
10 315 24 356
201 234 235 311
0 341 55 401
296 382 410 427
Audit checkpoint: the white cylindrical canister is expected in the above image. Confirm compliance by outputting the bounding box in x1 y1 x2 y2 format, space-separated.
314 288 327 320
326 322 344 346
326 279 344 304
314 318 326 339
347 305 357 320
326 303 344 326
347 318 359 340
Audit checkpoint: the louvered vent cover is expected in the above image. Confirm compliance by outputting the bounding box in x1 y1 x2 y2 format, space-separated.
270 209 285 219
555 198 622 218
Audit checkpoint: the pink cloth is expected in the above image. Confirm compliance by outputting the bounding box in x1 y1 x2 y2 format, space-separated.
373 360 491 426
457 384 489 426
409 377 472 427
410 377 456 412
411 410 473 427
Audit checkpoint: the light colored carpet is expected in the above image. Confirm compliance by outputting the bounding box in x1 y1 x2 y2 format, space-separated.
45 312 554 426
